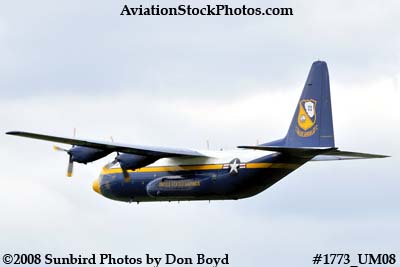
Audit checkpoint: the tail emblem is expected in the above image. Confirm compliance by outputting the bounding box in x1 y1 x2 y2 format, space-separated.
296 99 318 137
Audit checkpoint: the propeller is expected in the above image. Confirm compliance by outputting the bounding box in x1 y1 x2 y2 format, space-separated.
53 128 76 177
67 154 74 177
53 145 68 152
110 136 130 181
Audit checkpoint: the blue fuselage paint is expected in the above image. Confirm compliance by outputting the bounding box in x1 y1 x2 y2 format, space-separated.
96 153 308 202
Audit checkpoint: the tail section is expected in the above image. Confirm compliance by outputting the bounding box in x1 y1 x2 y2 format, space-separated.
264 61 335 148
238 61 389 160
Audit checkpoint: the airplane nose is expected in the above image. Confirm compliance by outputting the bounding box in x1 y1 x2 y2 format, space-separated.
92 178 101 194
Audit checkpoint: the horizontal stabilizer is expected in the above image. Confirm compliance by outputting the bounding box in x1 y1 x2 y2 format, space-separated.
311 155 380 161
313 150 390 160
238 145 389 160
237 145 336 157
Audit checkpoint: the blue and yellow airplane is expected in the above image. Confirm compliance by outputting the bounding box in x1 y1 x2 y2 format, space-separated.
6 61 388 203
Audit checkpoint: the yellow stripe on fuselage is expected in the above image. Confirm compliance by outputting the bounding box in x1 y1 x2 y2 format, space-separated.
246 163 300 169
101 163 299 175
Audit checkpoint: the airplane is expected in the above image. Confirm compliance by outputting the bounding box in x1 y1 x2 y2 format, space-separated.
6 61 389 203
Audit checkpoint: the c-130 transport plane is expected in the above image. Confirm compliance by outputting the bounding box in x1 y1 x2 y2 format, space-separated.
7 61 388 203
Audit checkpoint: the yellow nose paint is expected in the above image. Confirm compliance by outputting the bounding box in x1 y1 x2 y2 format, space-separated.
92 179 101 194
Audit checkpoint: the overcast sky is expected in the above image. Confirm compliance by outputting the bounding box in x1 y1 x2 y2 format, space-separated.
0 1 399 266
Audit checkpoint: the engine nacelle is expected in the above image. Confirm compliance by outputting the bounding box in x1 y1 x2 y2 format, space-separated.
116 153 158 170
70 146 111 164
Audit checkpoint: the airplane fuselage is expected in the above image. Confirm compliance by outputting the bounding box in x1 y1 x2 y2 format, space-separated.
94 150 308 202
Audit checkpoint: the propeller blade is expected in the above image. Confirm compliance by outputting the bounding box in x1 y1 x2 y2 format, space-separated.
54 130 77 177
109 141 129 181
122 168 130 182
53 145 69 152
105 159 118 169
67 155 74 177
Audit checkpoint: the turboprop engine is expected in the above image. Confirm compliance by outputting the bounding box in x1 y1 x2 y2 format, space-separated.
115 153 158 170
54 145 111 177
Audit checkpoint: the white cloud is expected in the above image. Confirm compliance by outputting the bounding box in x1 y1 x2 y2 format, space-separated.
1 1 400 98
0 1 399 265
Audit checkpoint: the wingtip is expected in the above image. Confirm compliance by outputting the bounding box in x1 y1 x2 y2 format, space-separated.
5 131 24 135
372 154 391 158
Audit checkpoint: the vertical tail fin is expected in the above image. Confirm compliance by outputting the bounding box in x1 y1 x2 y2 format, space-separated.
264 61 335 148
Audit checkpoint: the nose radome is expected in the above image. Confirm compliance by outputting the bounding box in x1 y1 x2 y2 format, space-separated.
92 178 101 194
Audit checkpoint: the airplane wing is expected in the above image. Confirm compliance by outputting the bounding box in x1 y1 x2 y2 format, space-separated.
6 131 205 158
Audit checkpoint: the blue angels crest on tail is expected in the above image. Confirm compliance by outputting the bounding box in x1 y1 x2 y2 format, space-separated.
296 99 317 137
